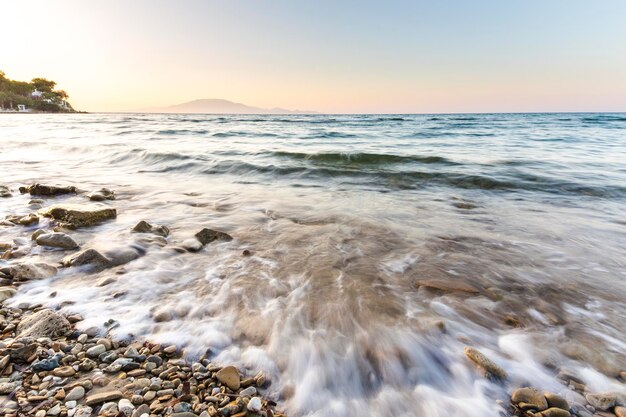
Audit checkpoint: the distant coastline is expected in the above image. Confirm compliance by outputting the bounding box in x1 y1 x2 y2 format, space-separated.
0 70 77 113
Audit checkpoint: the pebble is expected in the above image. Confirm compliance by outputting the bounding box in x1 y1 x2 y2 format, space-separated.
85 390 123 406
65 386 85 401
248 397 262 412
585 393 618 411
512 387 548 411
544 392 569 410
216 365 241 391
86 344 106 357
463 346 507 379
541 408 571 417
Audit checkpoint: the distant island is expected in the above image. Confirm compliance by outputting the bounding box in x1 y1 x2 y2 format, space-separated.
0 70 75 113
139 98 316 114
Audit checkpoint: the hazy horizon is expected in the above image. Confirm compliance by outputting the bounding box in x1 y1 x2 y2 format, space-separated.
3 0 626 113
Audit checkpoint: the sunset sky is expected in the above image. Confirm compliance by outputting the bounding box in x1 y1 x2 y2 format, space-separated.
3 0 626 113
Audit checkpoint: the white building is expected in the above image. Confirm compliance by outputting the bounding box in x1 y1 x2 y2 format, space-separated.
31 89 43 98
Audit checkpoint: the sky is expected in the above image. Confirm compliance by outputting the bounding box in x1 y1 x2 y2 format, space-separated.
2 0 626 113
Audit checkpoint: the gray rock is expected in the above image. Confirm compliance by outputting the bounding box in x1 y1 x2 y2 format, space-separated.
104 247 142 266
65 386 85 401
86 344 106 358
36 232 79 250
247 397 262 412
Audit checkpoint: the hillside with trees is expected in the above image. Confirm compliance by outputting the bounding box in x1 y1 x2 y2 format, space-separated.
0 70 75 112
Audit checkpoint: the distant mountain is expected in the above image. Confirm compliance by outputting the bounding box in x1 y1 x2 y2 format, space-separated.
139 99 316 114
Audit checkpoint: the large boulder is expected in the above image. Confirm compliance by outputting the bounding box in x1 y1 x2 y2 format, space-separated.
35 232 79 250
19 183 77 196
41 205 117 229
17 309 71 338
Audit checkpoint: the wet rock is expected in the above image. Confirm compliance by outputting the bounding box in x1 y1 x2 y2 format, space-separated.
541 408 571 417
7 213 40 226
545 393 569 410
85 390 123 406
19 183 77 196
195 228 233 245
0 185 11 198
615 406 626 417
41 205 117 229
31 229 47 240
7 262 57 280
88 188 115 201
104 246 142 266
512 387 549 411
17 309 71 338
0 287 17 302
416 279 480 294
63 248 112 269
247 397 262 412
132 220 169 237
463 346 507 379
36 232 79 250
585 393 623 411
216 365 240 391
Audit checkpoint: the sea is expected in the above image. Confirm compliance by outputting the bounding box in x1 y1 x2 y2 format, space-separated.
0 113 625 417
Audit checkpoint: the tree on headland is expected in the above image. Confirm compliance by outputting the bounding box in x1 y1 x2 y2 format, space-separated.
0 70 75 112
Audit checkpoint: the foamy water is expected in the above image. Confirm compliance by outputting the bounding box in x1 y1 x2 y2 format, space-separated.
1 113 625 416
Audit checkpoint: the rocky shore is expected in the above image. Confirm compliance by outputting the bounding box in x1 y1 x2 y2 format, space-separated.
0 182 625 417
0 183 281 417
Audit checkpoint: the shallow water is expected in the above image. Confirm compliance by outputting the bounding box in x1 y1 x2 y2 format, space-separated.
1 113 625 416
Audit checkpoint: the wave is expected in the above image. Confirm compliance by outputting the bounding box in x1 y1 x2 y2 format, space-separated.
193 160 626 197
269 151 456 165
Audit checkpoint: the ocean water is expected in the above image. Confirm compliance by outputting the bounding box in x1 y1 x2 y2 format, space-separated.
1 113 625 416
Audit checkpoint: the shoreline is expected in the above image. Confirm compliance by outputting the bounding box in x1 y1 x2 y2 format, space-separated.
1 182 625 417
